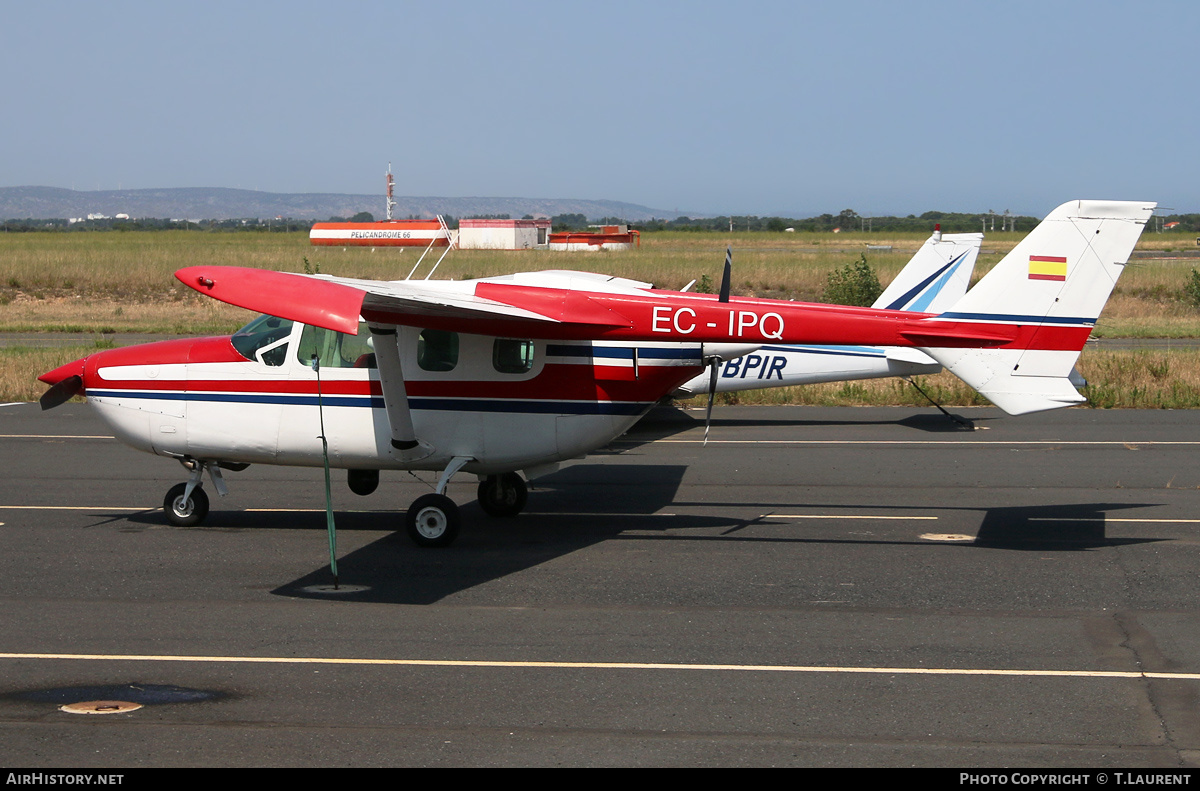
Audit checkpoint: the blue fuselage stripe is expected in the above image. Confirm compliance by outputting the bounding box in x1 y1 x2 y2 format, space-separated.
89 389 648 415
547 345 701 361
758 344 886 359
934 312 1096 326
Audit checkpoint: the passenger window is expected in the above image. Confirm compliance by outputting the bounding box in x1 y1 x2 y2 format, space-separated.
231 314 294 367
417 329 458 372
493 338 534 374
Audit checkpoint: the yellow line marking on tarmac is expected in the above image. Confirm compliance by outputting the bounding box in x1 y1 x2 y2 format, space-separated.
0 505 152 511
770 514 938 520
0 434 115 439
0 651 1196 680
636 439 1200 446
6 434 1195 446
524 512 677 517
2 432 1193 447
0 505 676 517
246 511 405 516
1029 517 1200 524
8 506 1192 526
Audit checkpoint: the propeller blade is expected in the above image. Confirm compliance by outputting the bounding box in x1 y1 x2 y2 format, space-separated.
719 246 732 303
703 360 719 446
704 247 732 445
39 375 83 411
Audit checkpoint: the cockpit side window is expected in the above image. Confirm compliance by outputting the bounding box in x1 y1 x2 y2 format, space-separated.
296 322 376 369
231 315 294 367
417 329 458 372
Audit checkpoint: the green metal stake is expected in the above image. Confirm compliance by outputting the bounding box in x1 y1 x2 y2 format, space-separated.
311 354 338 588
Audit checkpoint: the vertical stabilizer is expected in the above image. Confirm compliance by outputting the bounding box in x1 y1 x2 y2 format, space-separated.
921 200 1155 415
873 231 982 314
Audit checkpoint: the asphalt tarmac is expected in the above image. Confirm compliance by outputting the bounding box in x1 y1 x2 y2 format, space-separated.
2 401 1200 767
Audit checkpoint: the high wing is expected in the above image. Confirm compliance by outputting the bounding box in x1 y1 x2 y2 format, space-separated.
176 266 1014 349
177 267 570 335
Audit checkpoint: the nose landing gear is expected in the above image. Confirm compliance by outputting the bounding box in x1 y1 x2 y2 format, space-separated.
163 459 227 527
164 482 209 527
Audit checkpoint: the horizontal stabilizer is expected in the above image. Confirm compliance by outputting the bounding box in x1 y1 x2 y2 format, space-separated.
898 322 1018 347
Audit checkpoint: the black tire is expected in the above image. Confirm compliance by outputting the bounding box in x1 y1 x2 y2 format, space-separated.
477 472 528 518
164 483 209 527
405 493 461 548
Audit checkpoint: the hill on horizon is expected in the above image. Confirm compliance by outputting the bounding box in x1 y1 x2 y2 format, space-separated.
0 186 687 222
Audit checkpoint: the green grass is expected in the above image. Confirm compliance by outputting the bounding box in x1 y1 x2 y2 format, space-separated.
6 228 1200 406
3 229 1197 331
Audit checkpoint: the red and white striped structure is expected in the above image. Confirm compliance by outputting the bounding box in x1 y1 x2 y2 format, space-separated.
309 220 450 247
549 226 640 252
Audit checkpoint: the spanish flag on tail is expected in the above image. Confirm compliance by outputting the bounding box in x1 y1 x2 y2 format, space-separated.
1028 255 1067 281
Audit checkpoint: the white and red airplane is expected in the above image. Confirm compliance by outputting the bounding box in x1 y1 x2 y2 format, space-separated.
674 228 982 397
38 200 1154 547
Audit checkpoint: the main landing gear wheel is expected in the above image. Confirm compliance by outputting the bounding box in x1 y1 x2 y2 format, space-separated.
477 472 528 518
164 483 209 527
406 493 461 548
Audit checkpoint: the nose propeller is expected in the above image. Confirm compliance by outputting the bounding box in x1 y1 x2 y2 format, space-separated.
38 358 87 410
39 375 84 410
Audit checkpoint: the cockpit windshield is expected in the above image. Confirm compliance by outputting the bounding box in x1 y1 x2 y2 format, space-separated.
231 314 294 366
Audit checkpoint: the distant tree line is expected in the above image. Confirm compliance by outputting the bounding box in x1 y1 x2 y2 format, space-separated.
633 209 1034 234
5 211 1200 235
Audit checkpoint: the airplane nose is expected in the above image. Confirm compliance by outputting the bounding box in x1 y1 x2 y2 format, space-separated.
39 356 87 387
38 356 88 410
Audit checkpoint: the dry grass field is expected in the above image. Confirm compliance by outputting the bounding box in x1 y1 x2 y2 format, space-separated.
3 228 1199 405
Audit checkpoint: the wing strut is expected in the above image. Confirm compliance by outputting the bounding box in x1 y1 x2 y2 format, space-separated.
369 325 434 461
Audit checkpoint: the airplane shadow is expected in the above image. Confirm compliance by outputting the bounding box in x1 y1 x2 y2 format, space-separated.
262 462 1167 604
616 405 994 450
971 502 1155 551
272 463 706 604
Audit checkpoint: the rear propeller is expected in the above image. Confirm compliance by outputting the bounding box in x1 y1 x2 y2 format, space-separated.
703 246 734 445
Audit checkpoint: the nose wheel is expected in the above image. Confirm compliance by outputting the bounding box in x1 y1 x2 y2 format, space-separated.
164 482 209 527
163 459 228 527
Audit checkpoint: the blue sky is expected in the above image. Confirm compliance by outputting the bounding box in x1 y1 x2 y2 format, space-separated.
3 1 1195 217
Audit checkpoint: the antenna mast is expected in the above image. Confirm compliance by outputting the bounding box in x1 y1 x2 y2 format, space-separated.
385 163 397 221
